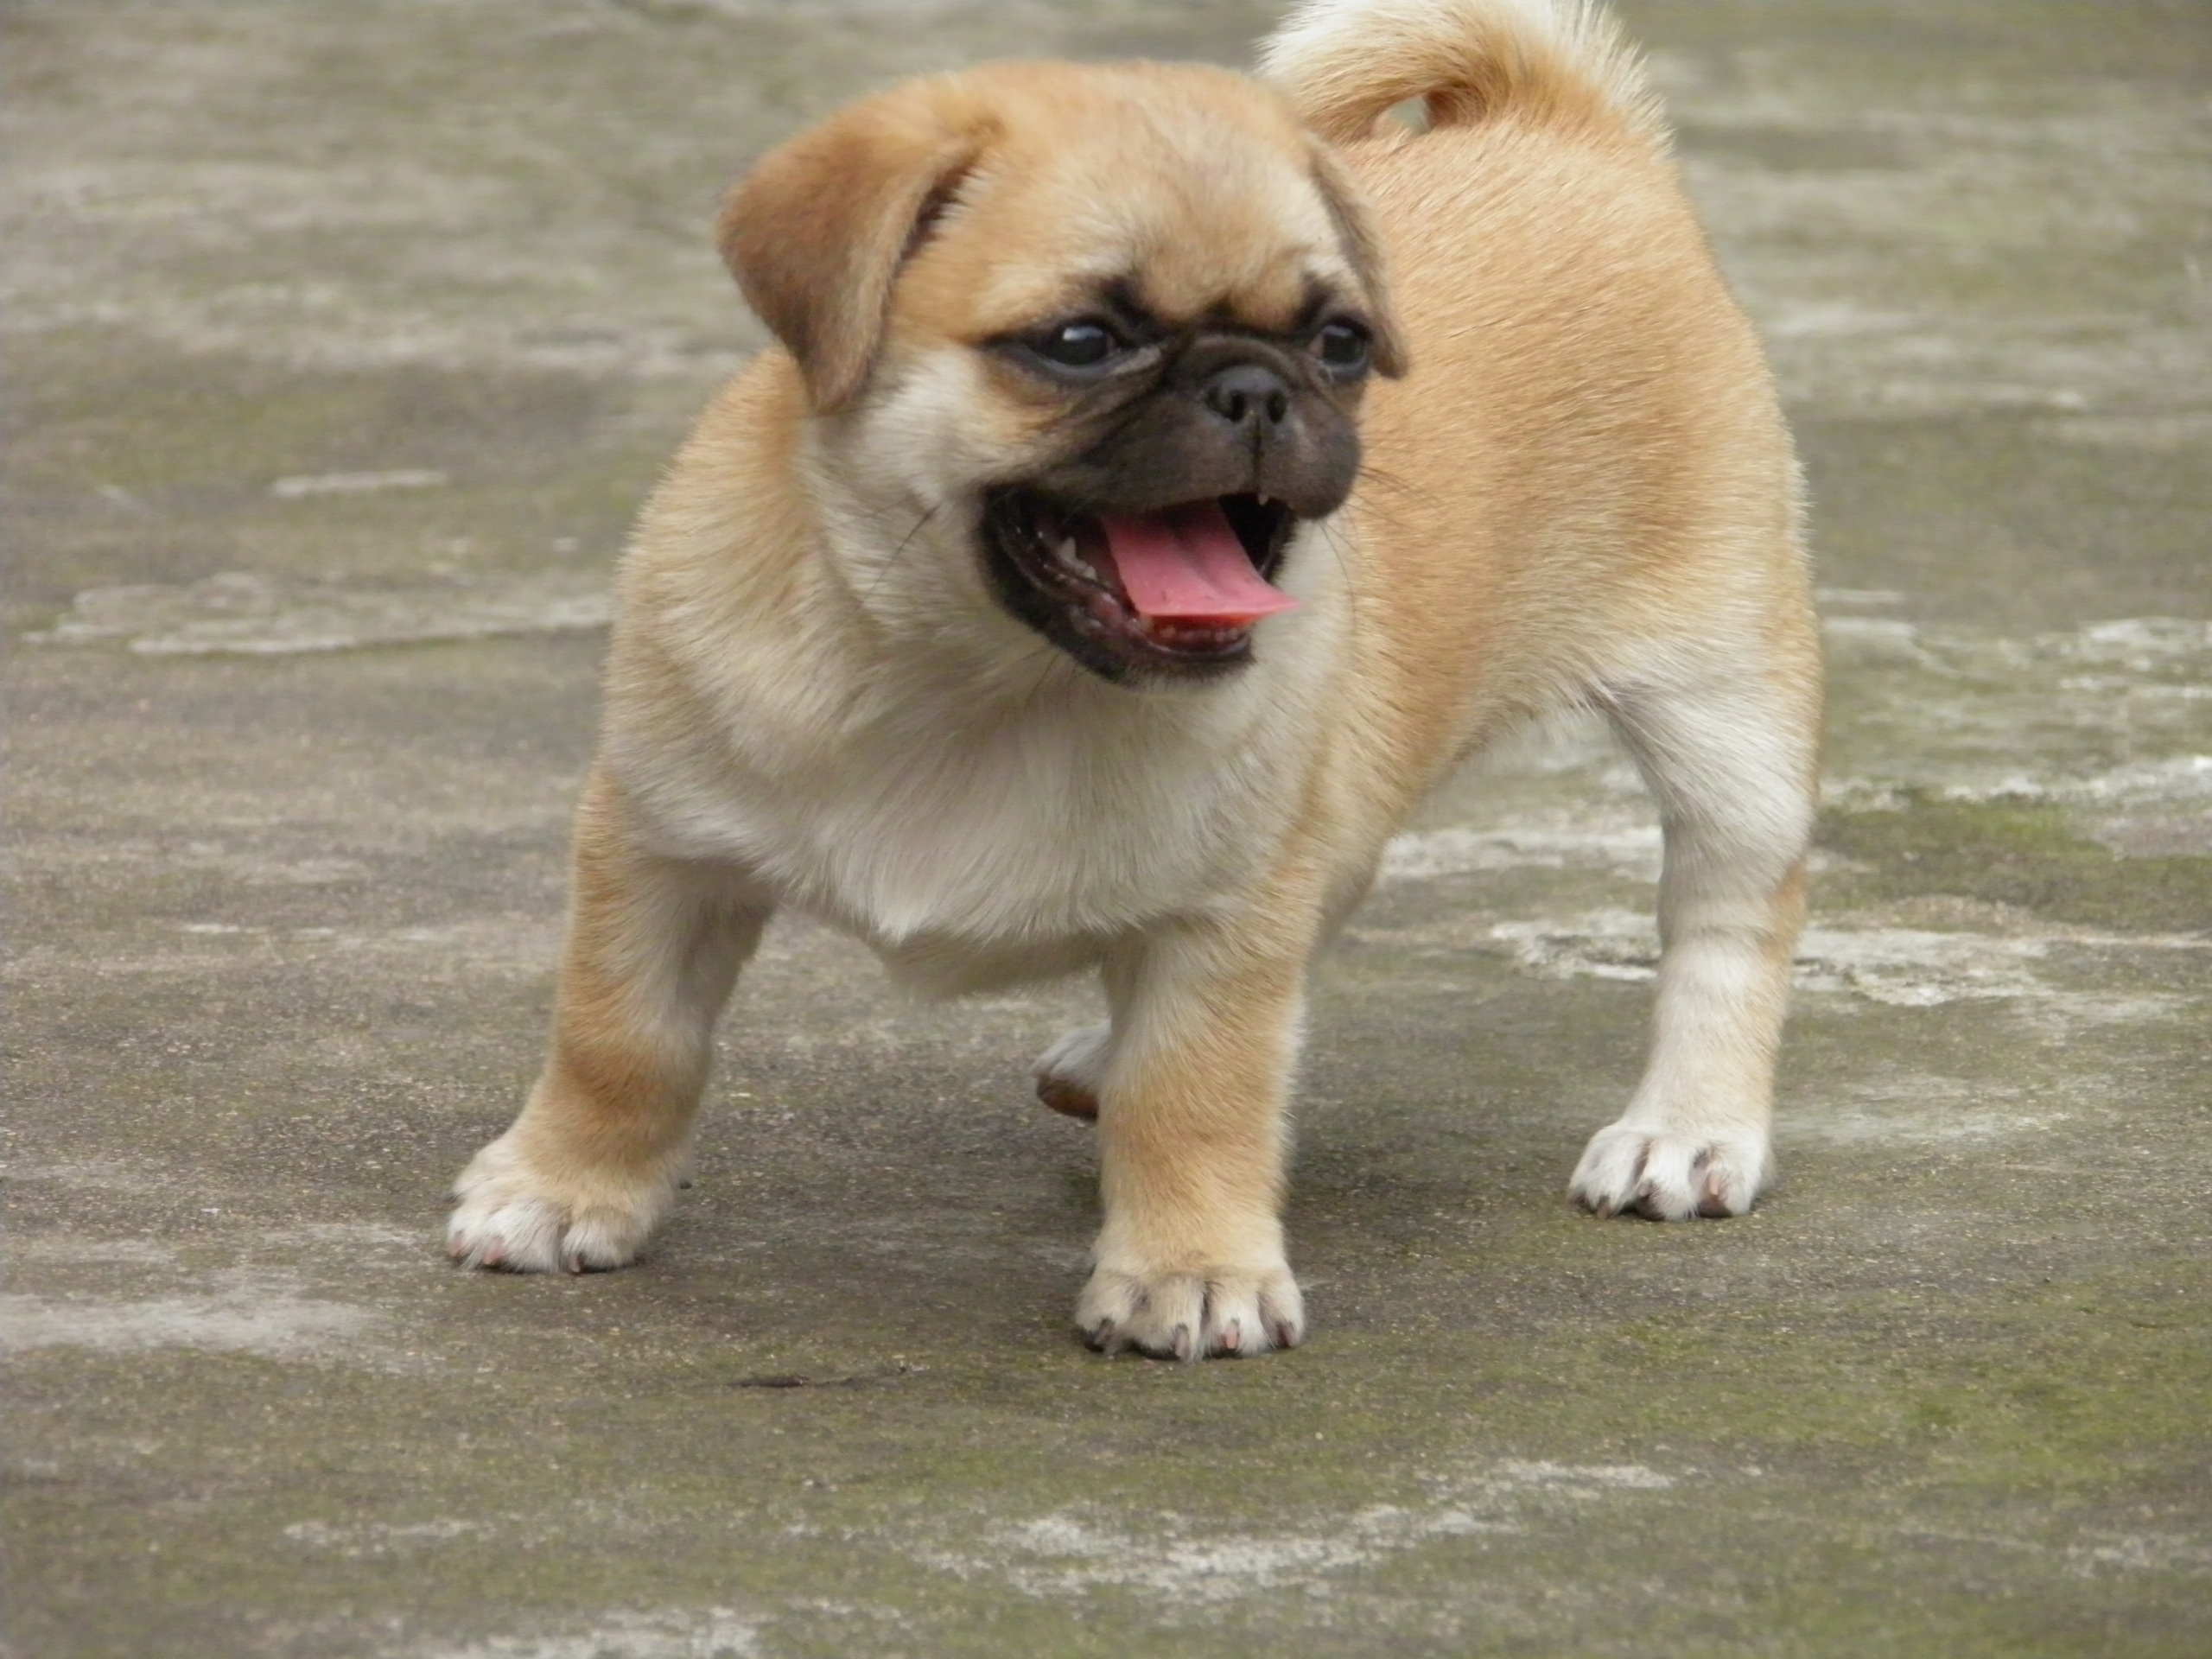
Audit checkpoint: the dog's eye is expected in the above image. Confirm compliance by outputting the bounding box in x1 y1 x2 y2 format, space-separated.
1313 321 1371 372
1033 320 1124 369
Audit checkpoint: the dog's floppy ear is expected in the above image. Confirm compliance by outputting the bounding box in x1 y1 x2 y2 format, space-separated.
1307 142 1408 378
719 83 991 413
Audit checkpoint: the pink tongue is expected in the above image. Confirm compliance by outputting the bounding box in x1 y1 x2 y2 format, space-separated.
1099 501 1299 626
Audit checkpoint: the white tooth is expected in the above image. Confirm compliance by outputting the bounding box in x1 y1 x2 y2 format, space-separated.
1055 537 1102 582
1257 493 1272 508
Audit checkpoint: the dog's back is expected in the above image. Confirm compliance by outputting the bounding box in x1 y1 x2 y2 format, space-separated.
1264 0 1815 829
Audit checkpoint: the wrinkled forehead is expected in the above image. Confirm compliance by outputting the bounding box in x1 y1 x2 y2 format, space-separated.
913 81 1357 336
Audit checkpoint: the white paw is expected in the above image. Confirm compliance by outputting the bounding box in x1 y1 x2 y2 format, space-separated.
1075 1260 1305 1360
1568 1122 1773 1220
1033 1021 1111 1121
445 1132 671 1274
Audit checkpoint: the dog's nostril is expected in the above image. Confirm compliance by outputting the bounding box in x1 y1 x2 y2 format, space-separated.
1203 365 1292 430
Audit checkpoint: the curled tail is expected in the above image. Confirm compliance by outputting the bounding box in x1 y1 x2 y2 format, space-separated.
1259 0 1665 149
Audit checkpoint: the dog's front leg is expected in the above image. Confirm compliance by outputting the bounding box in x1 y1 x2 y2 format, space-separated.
448 766 771 1273
1077 909 1313 1360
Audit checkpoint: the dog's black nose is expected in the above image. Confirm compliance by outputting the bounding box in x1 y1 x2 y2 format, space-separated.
1202 364 1292 433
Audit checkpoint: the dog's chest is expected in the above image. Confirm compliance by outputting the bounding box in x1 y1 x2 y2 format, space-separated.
645 691 1299 982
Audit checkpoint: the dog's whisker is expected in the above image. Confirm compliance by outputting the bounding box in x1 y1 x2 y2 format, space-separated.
860 504 941 600
1311 516 1370 659
1355 463 1433 504
1016 640 1067 714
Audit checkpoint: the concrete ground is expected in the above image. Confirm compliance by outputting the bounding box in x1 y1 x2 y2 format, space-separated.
4 2 2208 1654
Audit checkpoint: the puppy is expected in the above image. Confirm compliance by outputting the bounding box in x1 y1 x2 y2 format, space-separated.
448 0 1821 1361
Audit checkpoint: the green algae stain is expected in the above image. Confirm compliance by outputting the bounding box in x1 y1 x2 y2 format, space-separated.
1818 795 2212 932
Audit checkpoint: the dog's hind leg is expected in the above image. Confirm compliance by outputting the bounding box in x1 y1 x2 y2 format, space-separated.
1033 1022 1110 1121
1569 649 1820 1221
447 766 772 1273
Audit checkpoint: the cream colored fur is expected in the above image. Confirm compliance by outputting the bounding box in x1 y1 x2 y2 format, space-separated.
448 1 1821 1362
1263 0 1665 145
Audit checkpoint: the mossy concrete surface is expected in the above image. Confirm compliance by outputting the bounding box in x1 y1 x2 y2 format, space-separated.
4 3 2208 1656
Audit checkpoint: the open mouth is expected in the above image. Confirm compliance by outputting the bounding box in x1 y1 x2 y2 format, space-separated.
981 489 1300 679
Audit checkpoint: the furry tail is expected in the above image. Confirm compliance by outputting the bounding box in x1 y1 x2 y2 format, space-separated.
1259 0 1665 149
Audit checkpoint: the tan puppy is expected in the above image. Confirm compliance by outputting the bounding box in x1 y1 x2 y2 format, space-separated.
448 0 1821 1361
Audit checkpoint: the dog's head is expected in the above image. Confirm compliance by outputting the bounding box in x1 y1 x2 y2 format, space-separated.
720 61 1404 685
